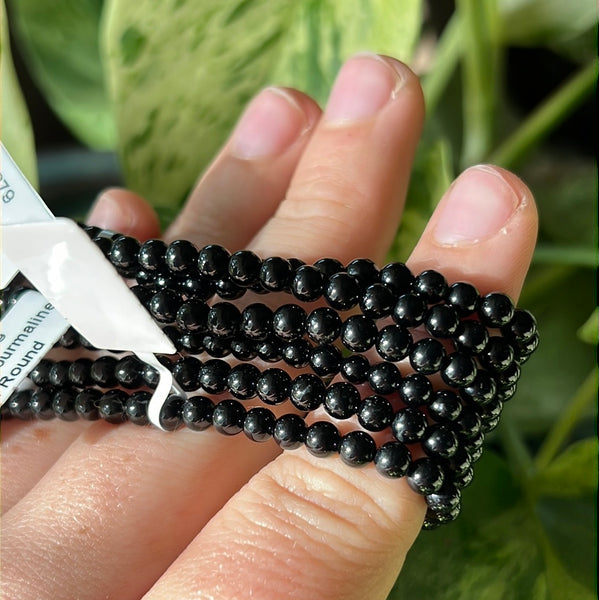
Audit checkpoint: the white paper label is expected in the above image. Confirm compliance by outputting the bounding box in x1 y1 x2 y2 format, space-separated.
0 290 69 404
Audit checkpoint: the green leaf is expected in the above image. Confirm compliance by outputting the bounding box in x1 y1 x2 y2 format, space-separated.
9 0 115 149
1 0 37 186
577 309 598 345
102 0 422 227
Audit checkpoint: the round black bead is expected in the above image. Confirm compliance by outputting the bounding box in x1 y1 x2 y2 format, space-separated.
392 407 428 443
149 289 182 323
197 244 230 280
425 304 460 338
172 357 202 391
409 338 446 375
199 359 231 394
243 407 276 442
496 361 521 389
479 336 514 372
341 315 378 352
306 307 342 344
90 356 118 387
202 332 231 358
447 445 472 475
414 270 448 302
422 424 459 459
324 272 360 310
157 394 183 431
461 371 497 406
227 363 260 399
309 344 342 377
514 333 540 363
340 354 370 384
453 467 474 489
259 257 292 292
256 368 291 405
398 373 433 407
359 283 395 318
29 359 52 386
230 336 258 361
441 352 478 387
346 258 378 288
68 358 93 388
241 303 273 341
324 382 361 419
429 390 462 422
97 390 126 423
305 421 341 456
501 309 537 343
393 293 426 327
455 406 483 440
53 390 78 421
182 396 214 431
256 337 284 362
92 234 112 257
313 257 344 279
74 388 101 420
57 327 80 349
207 302 240 338
114 355 144 389
406 457 445 495
49 361 71 388
30 389 55 420
138 239 167 271
109 236 140 272
176 299 209 332
291 265 324 301
142 363 160 388
290 373 326 411
273 304 306 341
367 362 401 395
273 414 307 449
212 399 246 435
213 277 245 300
357 395 393 431
375 324 412 361
379 262 414 295
339 431 377 467
125 391 150 425
282 338 311 368
8 390 33 420
447 282 479 316
178 275 214 301
478 292 514 327
453 320 489 355
374 441 411 478
425 483 461 513
228 250 261 287
165 240 198 274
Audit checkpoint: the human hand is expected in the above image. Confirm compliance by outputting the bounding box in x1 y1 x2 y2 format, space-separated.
1 53 538 600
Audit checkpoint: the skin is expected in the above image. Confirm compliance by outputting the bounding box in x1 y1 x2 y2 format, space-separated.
0 54 537 600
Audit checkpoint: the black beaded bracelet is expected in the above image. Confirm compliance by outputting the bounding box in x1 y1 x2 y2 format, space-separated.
0 225 539 530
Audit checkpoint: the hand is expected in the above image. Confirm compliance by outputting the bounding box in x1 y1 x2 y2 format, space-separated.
1 53 538 600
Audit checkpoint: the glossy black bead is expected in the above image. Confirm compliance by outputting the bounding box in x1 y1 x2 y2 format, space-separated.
176 299 209 332
125 391 150 425
113 355 143 389
179 332 205 354
172 357 202 391
109 235 140 272
134 270 157 287
182 396 214 431
273 414 306 449
178 275 214 301
97 390 126 423
461 370 497 406
159 395 184 431
213 276 245 300
288 258 306 270
131 284 155 307
341 315 378 352
305 421 341 456
479 336 514 372
49 360 71 388
463 430 485 454
425 483 461 513
446 445 472 475
495 361 521 388
259 257 292 291
478 292 514 327
90 356 118 387
357 395 393 431
514 332 539 363
199 359 231 394
375 324 412 361
227 363 260 399
414 270 448 302
429 390 462 422
240 303 273 341
53 390 78 421
453 320 489 355
243 407 276 442
153 273 180 290
374 441 411 478
422 424 459 459
324 382 361 419
282 339 311 368
57 327 80 349
309 344 342 377
447 282 479 316
149 289 182 323
501 309 537 343
207 302 241 338
92 234 112 256
313 257 344 278
359 283 395 318
324 272 360 310
290 373 326 411
340 354 370 384
228 250 261 287
273 304 306 341
256 368 291 405
392 407 428 443
346 258 378 288
291 265 324 301
230 336 258 361
306 307 342 344
212 399 246 435
478 394 504 421
165 240 198 274
197 244 230 280
441 352 478 387
141 363 159 388
425 304 460 338
466 440 484 463
406 457 445 495
455 406 482 439
256 337 284 362
29 359 52 386
138 239 167 271
203 334 231 357
73 388 100 420
426 504 461 525
30 389 55 420
392 293 426 327
453 467 474 489
68 358 93 387
339 431 377 467
379 262 414 295
399 373 433 406
9 390 33 420
367 362 401 395
409 338 446 374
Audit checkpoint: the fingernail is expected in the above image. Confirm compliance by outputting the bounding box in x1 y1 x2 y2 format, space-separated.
230 87 309 159
87 191 130 230
323 53 406 124
433 165 522 246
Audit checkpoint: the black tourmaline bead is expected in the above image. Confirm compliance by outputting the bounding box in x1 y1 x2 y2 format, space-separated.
177 332 202 354
53 390 78 421
98 390 127 423
496 361 521 389
339 431 377 467
114 355 144 389
290 373 326 411
212 399 246 435
346 258 379 288
357 395 394 431
172 357 202 391
178 275 214 301
243 407 276 442
463 430 485 455
425 505 461 526
74 388 101 420
282 339 311 368
49 361 71 388
453 467 474 489
514 333 539 363
230 337 258 361
9 390 33 419
288 258 306 270
501 309 537 343
306 307 342 344
478 292 514 327
374 441 411 478
227 363 260 399
29 359 52 386
241 303 273 341
256 368 291 405
197 244 230 280
199 359 231 394
109 236 140 273
359 283 395 318
309 344 342 377
482 415 501 433
409 338 446 375
153 273 180 291
324 272 360 310
165 240 198 274
496 383 517 403
135 269 156 286
324 382 361 419
477 394 504 422
425 304 460 338
207 302 241 338
68 358 93 387
447 282 479 316
368 362 401 395
159 395 184 431
149 289 182 323
92 234 112 257
422 424 459 459
305 421 341 456
392 293 427 327
340 354 370 384
461 371 497 406
138 239 167 271
313 257 344 279
213 277 245 300
375 324 412 361
273 414 307 449
453 320 489 355
203 333 230 358
90 356 118 387
256 337 284 362
429 390 463 422
379 262 414 295
455 406 483 440
414 270 448 302
176 299 209 332
441 352 478 387
30 389 55 420
273 304 307 341
406 457 445 495
131 284 154 306
57 327 80 349
260 257 292 292
425 483 461 513
392 407 428 443
399 373 433 406
182 396 214 431
228 250 261 287
125 391 151 425
291 265 323 301
479 336 514 372
341 315 378 352
447 445 472 476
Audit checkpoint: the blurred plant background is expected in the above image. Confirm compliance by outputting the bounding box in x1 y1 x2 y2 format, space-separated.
1 0 596 598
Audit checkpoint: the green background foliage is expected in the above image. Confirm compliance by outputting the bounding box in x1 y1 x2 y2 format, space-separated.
2 0 596 598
